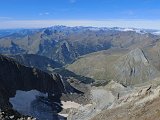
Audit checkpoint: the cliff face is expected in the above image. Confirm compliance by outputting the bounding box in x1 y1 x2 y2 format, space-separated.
0 55 65 109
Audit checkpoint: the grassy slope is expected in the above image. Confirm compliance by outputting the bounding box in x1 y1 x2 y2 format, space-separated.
66 49 127 82
66 47 160 86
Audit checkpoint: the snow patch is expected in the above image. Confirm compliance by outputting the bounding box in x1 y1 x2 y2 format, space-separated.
59 113 68 117
61 101 81 109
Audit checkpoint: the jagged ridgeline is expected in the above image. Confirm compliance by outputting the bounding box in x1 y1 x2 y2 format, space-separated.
0 54 87 120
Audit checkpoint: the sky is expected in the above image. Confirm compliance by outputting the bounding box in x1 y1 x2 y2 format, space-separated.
0 0 160 29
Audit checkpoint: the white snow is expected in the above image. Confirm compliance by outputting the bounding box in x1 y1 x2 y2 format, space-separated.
58 113 68 117
61 101 81 109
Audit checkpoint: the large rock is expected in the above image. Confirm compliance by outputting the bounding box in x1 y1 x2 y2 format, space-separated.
0 109 36 120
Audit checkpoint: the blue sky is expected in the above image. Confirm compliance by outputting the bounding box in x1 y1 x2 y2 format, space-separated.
0 0 160 29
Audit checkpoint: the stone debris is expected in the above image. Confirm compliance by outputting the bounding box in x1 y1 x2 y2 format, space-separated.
0 109 36 120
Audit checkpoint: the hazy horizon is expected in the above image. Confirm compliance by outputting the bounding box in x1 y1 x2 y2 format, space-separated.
0 20 160 30
0 0 160 29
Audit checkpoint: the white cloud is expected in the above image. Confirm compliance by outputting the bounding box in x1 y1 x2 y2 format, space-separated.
69 0 76 3
45 12 49 15
0 19 160 30
39 13 43 16
39 12 50 16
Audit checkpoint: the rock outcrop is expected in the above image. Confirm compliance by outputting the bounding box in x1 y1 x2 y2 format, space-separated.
0 109 36 120
67 80 128 120
91 78 160 120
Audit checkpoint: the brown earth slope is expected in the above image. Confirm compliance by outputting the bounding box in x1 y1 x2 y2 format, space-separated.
67 48 160 86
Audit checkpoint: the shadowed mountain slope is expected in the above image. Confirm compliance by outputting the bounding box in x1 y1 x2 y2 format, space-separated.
9 54 62 72
0 54 65 109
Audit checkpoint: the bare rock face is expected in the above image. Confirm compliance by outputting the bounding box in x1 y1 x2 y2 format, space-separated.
67 89 115 120
0 54 65 109
114 48 160 86
91 78 160 120
67 80 128 120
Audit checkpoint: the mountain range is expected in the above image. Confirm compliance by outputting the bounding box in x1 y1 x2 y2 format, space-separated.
1 26 160 120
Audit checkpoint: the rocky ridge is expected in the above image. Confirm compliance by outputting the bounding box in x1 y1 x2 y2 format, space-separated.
0 54 65 109
68 77 160 120
91 77 160 120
